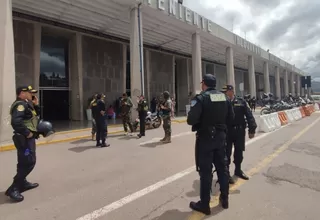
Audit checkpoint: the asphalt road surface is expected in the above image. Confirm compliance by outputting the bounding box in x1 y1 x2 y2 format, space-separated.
1 113 320 220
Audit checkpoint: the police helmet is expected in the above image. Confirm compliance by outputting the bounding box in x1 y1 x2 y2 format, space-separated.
37 120 55 137
163 91 170 99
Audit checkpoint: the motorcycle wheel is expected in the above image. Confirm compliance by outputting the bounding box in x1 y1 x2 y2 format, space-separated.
152 116 162 128
260 108 270 115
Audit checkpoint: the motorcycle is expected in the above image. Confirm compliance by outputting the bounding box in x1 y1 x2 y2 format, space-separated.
133 111 162 131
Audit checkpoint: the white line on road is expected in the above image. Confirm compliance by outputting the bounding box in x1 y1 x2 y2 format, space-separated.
76 124 286 220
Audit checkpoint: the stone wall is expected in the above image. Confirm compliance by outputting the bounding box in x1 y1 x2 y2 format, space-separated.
13 20 35 86
148 50 174 99
82 36 124 107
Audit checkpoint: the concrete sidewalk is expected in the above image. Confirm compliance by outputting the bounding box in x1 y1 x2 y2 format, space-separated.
0 117 187 152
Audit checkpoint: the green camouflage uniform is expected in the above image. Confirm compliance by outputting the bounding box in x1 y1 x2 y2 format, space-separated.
161 98 172 142
121 97 134 133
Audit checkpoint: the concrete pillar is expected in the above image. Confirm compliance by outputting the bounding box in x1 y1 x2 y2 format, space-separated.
33 23 41 91
284 70 289 96
144 49 151 101
226 47 235 89
192 32 202 95
130 6 144 118
263 61 270 93
248 56 256 97
122 44 127 93
296 74 300 96
70 33 84 121
0 0 16 144
290 72 295 95
275 66 281 99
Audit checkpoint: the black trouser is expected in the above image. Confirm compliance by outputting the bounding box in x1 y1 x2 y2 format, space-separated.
10 134 36 188
95 117 107 144
226 127 246 171
196 131 229 206
139 111 146 135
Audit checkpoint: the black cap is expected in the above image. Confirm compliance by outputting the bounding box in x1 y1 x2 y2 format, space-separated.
221 85 234 92
201 74 216 88
16 85 37 95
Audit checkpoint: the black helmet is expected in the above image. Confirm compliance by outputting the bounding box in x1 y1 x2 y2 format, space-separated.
37 120 55 137
163 91 170 99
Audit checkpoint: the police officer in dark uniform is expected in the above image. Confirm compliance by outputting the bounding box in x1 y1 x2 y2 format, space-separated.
187 75 234 215
137 95 148 138
221 85 257 184
93 94 110 148
5 86 40 202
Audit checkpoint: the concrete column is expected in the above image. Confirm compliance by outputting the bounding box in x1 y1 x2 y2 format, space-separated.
284 70 289 96
226 47 235 89
290 72 295 95
0 0 16 144
130 6 144 118
263 61 270 93
296 74 300 96
248 56 256 97
275 66 281 99
192 32 202 95
33 23 41 91
122 44 127 93
69 33 84 121
145 49 151 101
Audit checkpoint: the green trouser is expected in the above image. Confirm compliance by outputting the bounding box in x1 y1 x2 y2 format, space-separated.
162 115 171 137
122 113 133 132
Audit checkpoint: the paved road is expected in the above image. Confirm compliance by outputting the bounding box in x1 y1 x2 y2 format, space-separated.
1 113 320 220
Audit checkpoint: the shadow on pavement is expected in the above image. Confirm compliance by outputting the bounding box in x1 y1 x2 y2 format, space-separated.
139 141 169 148
149 209 190 220
0 191 13 206
68 145 102 153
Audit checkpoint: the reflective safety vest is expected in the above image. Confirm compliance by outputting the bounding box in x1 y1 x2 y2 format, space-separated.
10 101 39 132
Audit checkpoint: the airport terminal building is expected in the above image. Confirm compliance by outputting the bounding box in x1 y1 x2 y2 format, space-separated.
1 0 305 129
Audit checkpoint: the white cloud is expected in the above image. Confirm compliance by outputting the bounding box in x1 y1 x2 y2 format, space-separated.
184 0 320 78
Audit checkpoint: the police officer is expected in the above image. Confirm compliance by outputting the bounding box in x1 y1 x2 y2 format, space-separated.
89 94 98 140
5 86 40 202
93 94 110 148
160 91 172 143
137 95 148 138
221 85 257 184
187 75 234 215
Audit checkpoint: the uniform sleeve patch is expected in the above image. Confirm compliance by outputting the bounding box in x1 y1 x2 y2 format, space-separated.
17 105 25 112
190 100 197 107
210 94 226 102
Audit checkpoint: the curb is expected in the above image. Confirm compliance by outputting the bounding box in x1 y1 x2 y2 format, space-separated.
0 119 187 153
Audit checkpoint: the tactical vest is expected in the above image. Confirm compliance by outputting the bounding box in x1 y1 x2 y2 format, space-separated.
162 99 171 115
198 89 228 130
10 101 38 132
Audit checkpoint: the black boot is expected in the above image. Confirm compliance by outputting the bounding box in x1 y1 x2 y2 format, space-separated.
189 201 211 215
5 186 24 202
20 180 39 193
235 166 249 180
96 142 101 147
101 140 110 148
219 195 229 209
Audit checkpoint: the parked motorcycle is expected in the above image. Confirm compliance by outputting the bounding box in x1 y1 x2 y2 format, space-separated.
133 111 162 131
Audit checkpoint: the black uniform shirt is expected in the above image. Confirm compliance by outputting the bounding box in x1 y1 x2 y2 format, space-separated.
230 97 257 134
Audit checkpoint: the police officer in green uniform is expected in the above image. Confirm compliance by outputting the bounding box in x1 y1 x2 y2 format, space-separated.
5 86 40 202
160 91 172 143
137 95 148 138
187 75 234 215
120 93 134 135
89 94 98 140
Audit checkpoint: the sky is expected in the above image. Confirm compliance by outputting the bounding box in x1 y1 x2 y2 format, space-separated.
184 0 320 81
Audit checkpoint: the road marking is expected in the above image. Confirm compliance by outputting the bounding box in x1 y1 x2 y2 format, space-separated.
187 115 320 220
76 124 280 220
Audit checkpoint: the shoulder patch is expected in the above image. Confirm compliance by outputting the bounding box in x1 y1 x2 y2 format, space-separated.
210 94 227 102
190 100 197 107
17 105 25 112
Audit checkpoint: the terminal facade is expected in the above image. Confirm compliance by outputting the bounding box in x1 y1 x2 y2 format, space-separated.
0 0 306 140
